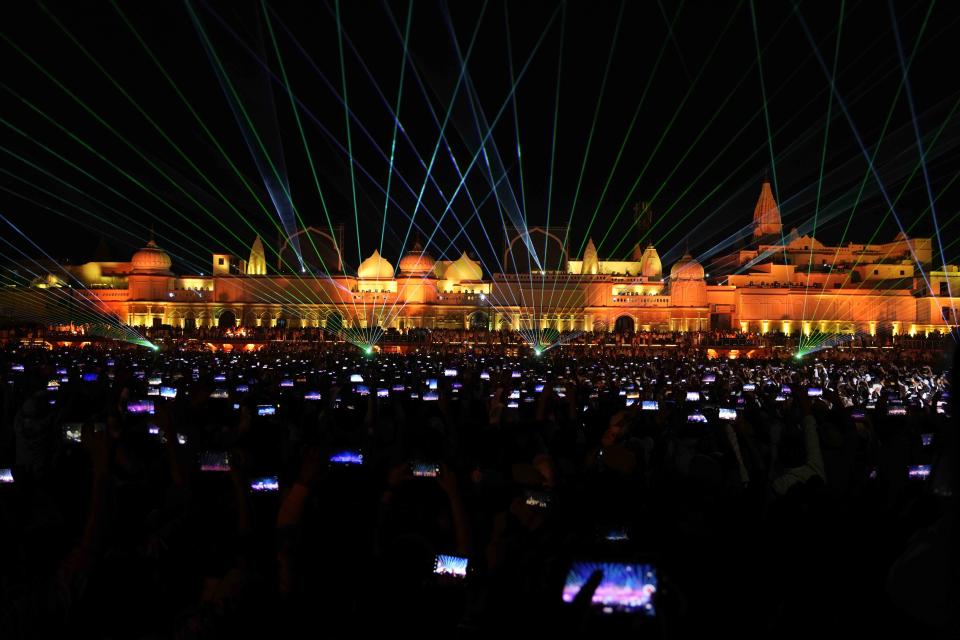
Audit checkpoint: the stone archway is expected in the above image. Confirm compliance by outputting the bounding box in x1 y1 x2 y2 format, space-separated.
614 315 635 333
218 309 237 328
468 310 490 330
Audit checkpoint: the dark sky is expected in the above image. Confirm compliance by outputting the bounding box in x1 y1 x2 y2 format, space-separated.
3 0 959 277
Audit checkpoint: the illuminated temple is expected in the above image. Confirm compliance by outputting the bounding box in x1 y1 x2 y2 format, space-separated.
11 180 960 336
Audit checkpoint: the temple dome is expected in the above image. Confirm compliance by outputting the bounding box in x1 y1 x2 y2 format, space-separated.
131 239 172 274
445 251 483 282
357 249 394 279
670 253 704 280
398 240 435 275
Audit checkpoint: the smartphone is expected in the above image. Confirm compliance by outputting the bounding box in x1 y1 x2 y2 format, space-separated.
774 395 787 402
511 371 521 379
329 451 363 466
213 374 226 383
82 372 98 382
641 400 658 411
279 379 294 388
936 401 948 415
210 389 229 399
523 490 552 509
355 385 370 396
235 384 249 393
391 383 406 392
742 383 755 392
411 461 440 478
427 378 438 390
376 388 389 398
63 423 83 443
147 424 160 436
887 406 907 416
423 391 439 402
718 408 737 421
781 385 792 394
535 383 545 393
304 391 322 401
686 391 700 402
480 371 490 380
127 400 155 415
908 464 931 480
433 554 469 579
807 387 823 397
921 433 934 446
350 374 364 383
687 412 708 424
249 475 279 492
507 401 519 409
257 405 276 416
603 527 630 542
160 386 177 399
703 374 716 383
509 390 520 400
199 452 230 472
625 398 636 407
851 411 866 420
177 434 187 445
0 468 13 484
444 369 458 378
562 561 657 615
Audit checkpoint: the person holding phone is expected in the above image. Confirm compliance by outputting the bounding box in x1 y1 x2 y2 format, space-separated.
770 387 826 497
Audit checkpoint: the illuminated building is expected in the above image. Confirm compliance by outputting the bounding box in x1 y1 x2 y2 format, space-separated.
7 180 959 336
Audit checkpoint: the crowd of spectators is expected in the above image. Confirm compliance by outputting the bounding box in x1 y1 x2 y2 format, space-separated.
0 330 956 637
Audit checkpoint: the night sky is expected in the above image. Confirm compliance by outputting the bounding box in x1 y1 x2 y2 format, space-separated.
3 0 959 275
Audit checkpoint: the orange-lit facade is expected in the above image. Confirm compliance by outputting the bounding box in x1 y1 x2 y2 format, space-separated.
11 181 960 336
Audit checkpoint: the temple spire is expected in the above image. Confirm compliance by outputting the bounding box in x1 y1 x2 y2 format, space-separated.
247 235 267 275
752 178 782 239
582 237 599 275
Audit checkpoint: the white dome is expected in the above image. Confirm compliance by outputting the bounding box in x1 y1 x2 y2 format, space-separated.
445 251 483 282
670 253 704 280
131 239 172 274
357 249 394 279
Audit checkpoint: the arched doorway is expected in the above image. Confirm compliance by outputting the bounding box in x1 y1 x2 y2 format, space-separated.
218 310 237 328
468 310 489 330
614 315 635 333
